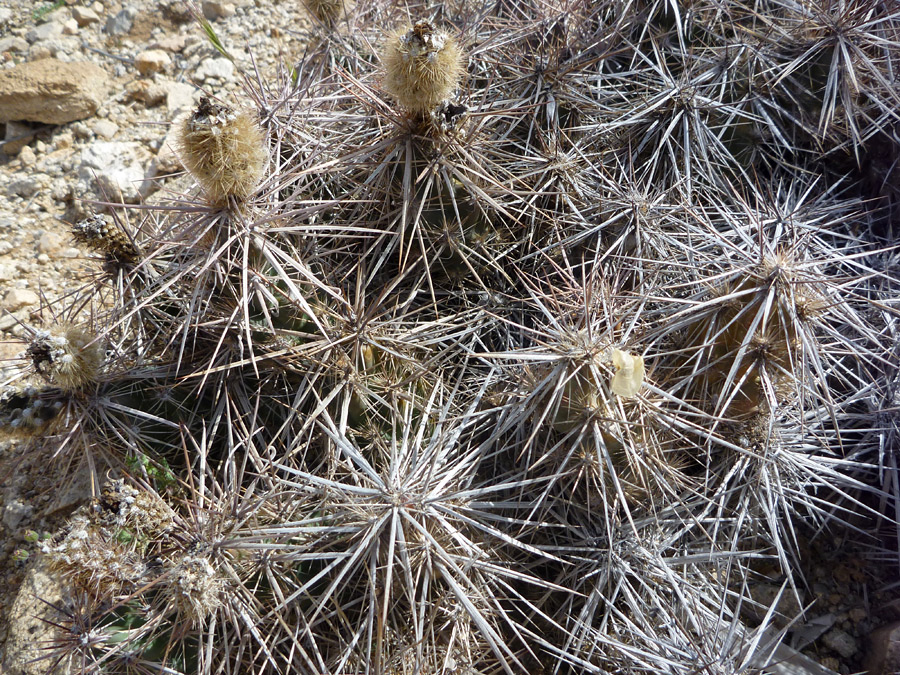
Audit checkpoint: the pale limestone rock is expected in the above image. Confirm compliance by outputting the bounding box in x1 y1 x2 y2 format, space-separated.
26 19 64 44
78 141 153 203
0 37 29 53
0 59 108 124
202 0 237 20
134 49 172 75
2 121 35 155
1 557 64 675
91 119 119 139
3 289 39 311
196 57 235 82
153 34 188 53
18 146 36 166
165 81 196 113
72 6 100 26
37 232 64 254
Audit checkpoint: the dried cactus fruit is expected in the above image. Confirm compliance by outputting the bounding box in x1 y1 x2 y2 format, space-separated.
382 21 464 115
168 554 223 623
27 326 104 392
178 97 266 205
300 0 352 25
71 214 138 265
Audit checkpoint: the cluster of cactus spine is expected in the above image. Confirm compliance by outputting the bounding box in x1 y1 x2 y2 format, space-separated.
3 0 899 673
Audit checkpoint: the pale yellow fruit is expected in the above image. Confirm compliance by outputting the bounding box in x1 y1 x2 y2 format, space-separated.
383 21 464 114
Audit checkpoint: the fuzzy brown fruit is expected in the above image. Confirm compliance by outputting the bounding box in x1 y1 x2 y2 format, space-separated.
301 0 352 25
179 97 266 206
383 21 464 115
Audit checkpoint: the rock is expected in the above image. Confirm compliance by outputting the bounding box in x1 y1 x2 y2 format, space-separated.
91 119 119 139
134 49 171 75
62 18 79 35
165 81 196 113
26 19 64 44
0 37 29 54
37 232 64 254
1 557 65 675
865 621 900 675
44 459 94 517
742 582 804 628
202 0 237 19
161 0 193 23
72 6 100 26
0 59 109 125
105 7 137 35
18 146 36 167
54 131 73 149
822 628 857 659
153 118 187 175
152 34 188 53
126 80 168 107
2 121 35 155
78 141 152 203
71 121 91 140
0 8 11 25
27 45 53 62
3 289 39 311
196 57 235 82
0 314 17 332
8 176 41 198
3 499 33 530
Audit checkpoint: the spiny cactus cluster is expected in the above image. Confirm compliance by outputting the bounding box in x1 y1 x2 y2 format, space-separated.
3 0 899 673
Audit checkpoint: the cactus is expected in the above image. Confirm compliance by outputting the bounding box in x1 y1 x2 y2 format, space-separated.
5 1 900 673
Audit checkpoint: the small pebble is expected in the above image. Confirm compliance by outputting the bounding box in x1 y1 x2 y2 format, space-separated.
18 147 36 167
823 629 858 659
72 6 100 26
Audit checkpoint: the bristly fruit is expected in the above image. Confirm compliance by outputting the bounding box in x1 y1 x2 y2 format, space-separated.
382 21 464 115
27 326 104 392
178 97 266 206
300 0 352 26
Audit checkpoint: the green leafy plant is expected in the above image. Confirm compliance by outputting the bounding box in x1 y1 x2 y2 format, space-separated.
32 0 64 22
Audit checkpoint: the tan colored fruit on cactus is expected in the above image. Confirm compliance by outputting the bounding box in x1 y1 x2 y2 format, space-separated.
179 97 266 206
383 21 464 115
301 0 352 25
27 325 104 392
